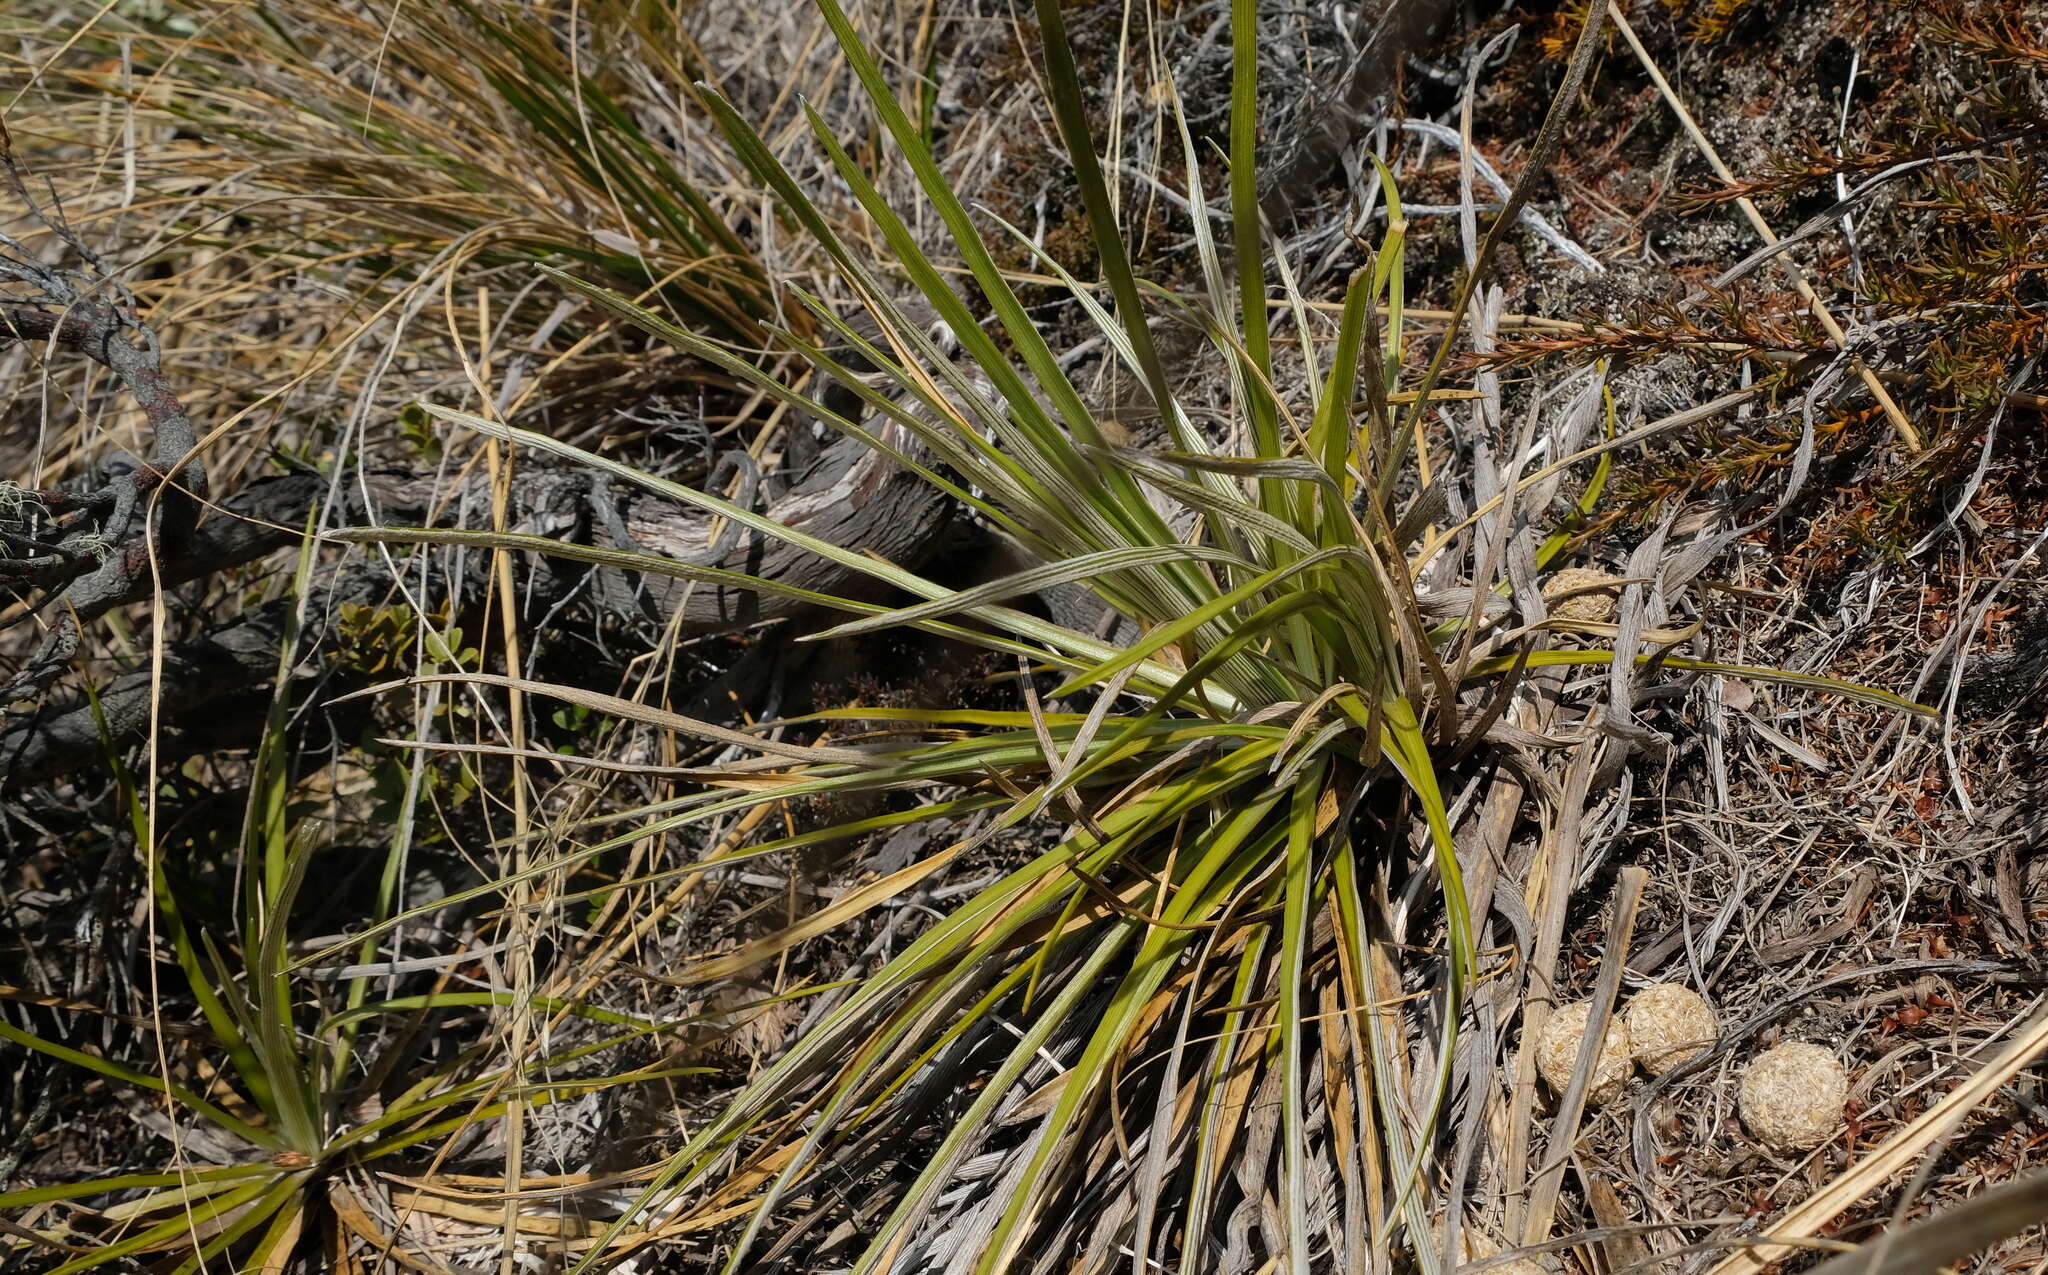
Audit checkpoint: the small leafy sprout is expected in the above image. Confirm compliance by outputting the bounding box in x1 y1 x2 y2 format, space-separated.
396 403 444 463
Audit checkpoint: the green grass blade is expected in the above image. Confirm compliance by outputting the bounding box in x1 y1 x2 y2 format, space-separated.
1229 0 1279 467
1461 651 1937 716
0 1167 273 1212
1028 0 1178 436
1047 546 1364 700
1276 770 1322 1275
37 1178 279 1275
804 544 1249 643
0 1020 280 1151
851 934 1134 1274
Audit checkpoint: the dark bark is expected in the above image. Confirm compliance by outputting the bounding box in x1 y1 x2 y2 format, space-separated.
1 299 211 695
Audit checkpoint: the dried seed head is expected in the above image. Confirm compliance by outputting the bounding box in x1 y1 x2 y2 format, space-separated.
1739 1042 1847 1151
1534 1001 1632 1105
1541 567 1622 623
1460 1224 1550 1275
1625 983 1716 1075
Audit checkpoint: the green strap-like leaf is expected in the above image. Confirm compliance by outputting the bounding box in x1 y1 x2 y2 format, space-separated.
1462 651 1936 716
0 1021 280 1151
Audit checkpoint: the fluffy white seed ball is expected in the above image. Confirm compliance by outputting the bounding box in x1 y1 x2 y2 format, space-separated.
1625 984 1716 1075
1534 1002 1632 1105
1740 1042 1847 1151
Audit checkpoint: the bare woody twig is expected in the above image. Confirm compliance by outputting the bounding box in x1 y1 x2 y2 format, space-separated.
2 146 211 699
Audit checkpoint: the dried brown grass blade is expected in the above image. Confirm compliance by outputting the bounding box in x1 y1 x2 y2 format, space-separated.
1792 1170 2048 1275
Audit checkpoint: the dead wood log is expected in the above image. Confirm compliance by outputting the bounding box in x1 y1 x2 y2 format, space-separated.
0 430 958 786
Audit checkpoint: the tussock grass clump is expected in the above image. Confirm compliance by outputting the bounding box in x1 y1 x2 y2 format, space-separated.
385 2 1927 1267
2 0 782 496
0 0 1965 1271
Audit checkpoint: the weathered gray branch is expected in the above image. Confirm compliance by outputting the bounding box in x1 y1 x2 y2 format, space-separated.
1256 0 1452 232
1 421 958 785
